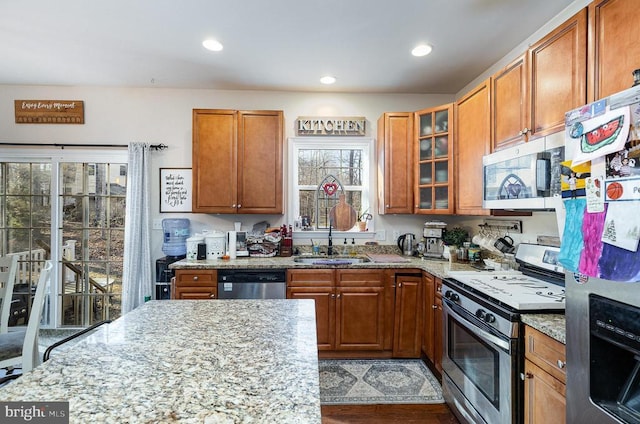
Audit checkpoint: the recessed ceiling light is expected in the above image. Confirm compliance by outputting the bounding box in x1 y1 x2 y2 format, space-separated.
202 39 223 52
320 76 336 85
412 44 432 57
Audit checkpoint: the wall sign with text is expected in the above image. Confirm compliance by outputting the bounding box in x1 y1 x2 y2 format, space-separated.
160 168 192 213
14 100 84 124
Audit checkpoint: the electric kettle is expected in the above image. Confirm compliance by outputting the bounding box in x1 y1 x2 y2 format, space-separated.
397 233 416 256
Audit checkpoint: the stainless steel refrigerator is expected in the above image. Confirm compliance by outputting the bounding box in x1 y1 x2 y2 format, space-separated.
562 84 640 424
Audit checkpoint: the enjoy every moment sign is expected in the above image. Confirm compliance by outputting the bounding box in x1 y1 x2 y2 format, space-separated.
14 100 84 124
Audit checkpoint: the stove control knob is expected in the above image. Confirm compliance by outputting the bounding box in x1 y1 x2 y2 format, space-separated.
475 309 486 320
444 291 459 302
484 313 496 324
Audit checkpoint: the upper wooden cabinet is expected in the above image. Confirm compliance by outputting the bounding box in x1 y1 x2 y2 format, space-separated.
491 54 528 151
529 9 587 137
377 112 414 214
414 103 454 214
491 10 587 151
588 0 640 101
455 79 491 216
192 109 284 214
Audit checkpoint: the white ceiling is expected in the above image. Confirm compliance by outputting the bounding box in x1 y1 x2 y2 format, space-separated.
0 0 576 94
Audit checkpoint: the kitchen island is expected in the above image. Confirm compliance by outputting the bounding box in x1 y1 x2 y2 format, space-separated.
0 300 321 423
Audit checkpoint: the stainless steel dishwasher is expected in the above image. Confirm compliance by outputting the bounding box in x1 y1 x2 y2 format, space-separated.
217 269 287 299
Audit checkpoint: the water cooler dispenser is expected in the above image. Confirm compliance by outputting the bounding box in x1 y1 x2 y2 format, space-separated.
155 256 184 299
155 218 189 299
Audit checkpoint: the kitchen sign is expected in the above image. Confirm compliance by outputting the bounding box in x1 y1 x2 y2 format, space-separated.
14 100 84 124
296 116 366 136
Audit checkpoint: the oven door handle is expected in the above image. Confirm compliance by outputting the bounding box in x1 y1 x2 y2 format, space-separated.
444 300 511 352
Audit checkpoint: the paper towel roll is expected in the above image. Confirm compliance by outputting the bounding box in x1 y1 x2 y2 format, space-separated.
228 231 237 259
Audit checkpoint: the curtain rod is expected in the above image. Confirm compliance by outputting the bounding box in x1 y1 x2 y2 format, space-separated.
0 142 168 150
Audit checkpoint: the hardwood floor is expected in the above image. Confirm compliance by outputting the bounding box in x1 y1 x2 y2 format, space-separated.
321 404 460 424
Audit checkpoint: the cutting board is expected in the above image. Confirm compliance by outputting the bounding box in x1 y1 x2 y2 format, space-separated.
329 194 357 231
366 253 411 263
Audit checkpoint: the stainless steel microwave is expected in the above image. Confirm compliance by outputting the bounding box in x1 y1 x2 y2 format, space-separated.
483 132 565 210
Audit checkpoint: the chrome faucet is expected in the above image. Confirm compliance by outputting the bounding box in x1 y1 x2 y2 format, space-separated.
327 222 333 256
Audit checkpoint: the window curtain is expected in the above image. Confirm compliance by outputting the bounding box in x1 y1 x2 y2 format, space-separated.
122 142 153 313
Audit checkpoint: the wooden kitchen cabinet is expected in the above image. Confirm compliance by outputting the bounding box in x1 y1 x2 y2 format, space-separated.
287 268 387 353
433 278 443 374
288 268 426 358
192 109 283 214
523 325 566 424
491 53 528 151
173 269 217 300
335 269 387 351
414 103 454 214
377 112 414 214
491 9 587 151
528 9 587 138
392 273 423 358
588 0 640 101
421 272 435 360
455 79 491 216
287 269 335 350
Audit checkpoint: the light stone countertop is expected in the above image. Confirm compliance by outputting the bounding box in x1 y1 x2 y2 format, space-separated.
170 255 471 281
521 313 566 344
1 300 321 424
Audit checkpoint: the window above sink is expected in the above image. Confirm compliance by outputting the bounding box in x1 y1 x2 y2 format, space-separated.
287 137 375 235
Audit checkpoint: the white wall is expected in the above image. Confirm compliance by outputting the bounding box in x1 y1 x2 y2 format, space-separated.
0 85 559 260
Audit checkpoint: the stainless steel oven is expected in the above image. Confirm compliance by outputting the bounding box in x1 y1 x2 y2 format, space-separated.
442 281 520 424
443 243 565 424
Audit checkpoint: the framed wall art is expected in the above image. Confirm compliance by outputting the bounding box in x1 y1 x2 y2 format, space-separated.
160 168 192 212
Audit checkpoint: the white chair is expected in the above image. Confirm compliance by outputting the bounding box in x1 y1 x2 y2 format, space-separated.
0 255 18 334
0 260 52 374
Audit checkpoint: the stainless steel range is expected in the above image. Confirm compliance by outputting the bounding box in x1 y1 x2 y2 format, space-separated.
442 243 565 424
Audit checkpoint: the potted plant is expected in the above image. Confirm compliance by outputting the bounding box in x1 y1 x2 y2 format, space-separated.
443 226 469 247
442 227 469 259
357 208 371 231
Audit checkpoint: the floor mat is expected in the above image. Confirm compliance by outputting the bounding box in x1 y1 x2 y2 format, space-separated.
318 359 444 405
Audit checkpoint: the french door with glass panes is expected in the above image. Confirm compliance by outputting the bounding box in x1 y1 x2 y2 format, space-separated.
0 148 128 328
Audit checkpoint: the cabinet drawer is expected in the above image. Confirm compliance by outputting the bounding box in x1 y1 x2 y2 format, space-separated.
525 325 566 383
336 269 385 287
175 270 216 285
287 269 334 287
435 278 443 299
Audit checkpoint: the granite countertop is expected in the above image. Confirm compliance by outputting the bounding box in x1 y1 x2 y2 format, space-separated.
1 300 321 423
170 255 474 281
521 313 566 344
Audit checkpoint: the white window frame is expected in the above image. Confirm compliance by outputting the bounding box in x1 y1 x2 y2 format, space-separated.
0 147 128 328
287 137 375 239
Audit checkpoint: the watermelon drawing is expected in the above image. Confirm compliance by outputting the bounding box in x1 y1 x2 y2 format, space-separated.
580 115 624 153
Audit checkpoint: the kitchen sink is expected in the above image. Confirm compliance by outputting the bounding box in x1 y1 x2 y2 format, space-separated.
293 255 370 265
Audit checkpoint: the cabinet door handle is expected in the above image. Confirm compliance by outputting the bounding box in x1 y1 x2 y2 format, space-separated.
398 282 402 288
557 360 566 369
209 293 216 299
336 294 341 298
386 204 390 208
232 204 236 208
432 305 438 309
521 372 533 380
331 294 336 298
193 276 199 281
237 204 241 208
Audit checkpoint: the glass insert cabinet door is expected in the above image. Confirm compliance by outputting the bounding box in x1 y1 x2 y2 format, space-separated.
415 103 454 214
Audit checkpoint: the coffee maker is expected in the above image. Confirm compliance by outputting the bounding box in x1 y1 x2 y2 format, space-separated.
422 221 447 258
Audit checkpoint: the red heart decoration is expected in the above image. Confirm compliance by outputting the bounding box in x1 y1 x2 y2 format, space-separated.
323 182 338 196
